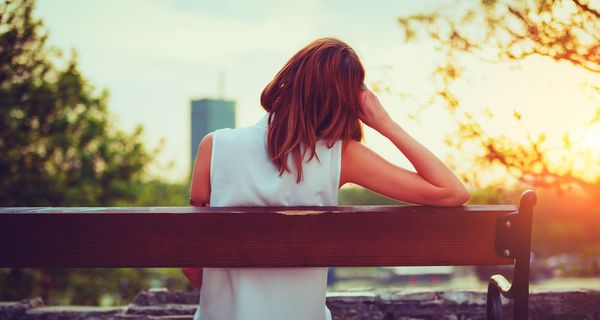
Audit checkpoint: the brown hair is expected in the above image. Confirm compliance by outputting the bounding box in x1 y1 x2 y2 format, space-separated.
260 37 365 182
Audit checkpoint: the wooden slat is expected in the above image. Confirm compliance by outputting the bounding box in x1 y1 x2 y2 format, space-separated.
0 206 515 268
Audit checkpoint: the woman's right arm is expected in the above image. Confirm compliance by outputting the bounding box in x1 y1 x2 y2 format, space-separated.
183 133 213 289
189 133 213 207
340 88 469 207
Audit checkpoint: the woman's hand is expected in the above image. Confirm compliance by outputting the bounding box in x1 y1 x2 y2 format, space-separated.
359 86 393 133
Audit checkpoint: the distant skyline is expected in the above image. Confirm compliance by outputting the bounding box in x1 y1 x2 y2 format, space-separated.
36 0 600 182
190 98 236 168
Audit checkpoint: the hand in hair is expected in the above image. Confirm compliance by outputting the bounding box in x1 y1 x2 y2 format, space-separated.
341 88 470 207
358 86 392 133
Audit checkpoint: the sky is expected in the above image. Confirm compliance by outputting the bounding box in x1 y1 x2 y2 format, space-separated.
35 0 600 182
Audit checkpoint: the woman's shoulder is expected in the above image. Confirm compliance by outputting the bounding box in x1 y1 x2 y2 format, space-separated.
340 139 359 157
197 133 213 152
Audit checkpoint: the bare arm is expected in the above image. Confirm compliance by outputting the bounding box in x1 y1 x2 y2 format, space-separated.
340 88 469 206
183 133 213 289
189 133 213 207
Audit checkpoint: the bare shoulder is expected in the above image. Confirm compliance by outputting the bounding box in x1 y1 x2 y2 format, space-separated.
195 133 213 175
341 139 376 161
340 139 376 187
198 133 214 156
190 133 213 207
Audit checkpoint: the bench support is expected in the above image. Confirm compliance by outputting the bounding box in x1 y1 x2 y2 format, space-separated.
487 190 537 320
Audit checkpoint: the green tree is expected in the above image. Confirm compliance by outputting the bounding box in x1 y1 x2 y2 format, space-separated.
0 0 193 305
0 0 154 206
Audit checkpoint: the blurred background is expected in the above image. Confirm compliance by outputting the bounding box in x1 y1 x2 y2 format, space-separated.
1 0 599 306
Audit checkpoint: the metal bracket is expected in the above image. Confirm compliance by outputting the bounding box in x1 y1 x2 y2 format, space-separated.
495 211 518 259
488 190 537 320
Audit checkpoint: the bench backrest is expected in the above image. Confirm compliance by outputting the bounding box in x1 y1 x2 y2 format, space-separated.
0 191 538 320
0 204 531 268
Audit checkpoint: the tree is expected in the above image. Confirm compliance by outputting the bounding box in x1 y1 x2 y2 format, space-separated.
0 0 155 206
0 0 185 304
397 0 600 198
395 0 600 258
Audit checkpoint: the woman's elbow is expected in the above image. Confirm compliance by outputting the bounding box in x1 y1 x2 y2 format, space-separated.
435 186 470 207
448 187 470 206
455 187 471 205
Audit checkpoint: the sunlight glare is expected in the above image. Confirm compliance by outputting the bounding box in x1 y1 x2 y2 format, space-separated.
583 123 600 150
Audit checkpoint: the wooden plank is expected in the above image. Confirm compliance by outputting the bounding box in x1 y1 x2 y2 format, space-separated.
0 206 515 268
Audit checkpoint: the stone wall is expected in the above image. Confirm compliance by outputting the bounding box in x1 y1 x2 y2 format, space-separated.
1 289 599 319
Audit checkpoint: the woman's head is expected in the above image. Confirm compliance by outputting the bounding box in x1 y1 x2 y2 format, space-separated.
261 37 365 182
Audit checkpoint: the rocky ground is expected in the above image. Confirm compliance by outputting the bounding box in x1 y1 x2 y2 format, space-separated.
1 288 599 319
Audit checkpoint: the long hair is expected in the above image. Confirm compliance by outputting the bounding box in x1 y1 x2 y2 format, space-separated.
260 37 365 183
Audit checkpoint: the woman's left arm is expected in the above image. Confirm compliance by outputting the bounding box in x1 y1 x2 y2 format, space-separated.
183 133 213 289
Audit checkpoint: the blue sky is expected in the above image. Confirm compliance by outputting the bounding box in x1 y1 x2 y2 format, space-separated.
35 0 600 182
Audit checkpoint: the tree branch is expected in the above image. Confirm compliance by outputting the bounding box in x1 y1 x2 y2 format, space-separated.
572 0 600 19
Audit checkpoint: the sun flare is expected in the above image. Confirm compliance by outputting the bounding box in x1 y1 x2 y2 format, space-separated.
583 123 600 150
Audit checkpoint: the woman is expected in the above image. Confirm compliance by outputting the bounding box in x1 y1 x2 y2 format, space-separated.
184 37 469 320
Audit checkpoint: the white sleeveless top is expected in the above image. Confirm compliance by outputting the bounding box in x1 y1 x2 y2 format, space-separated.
194 114 341 320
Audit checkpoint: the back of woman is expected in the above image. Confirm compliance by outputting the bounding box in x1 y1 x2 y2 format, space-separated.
196 116 340 320
187 37 469 320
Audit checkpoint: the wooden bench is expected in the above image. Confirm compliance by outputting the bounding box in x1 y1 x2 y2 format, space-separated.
0 190 536 320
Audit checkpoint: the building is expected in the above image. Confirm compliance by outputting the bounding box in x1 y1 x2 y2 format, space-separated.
190 98 236 167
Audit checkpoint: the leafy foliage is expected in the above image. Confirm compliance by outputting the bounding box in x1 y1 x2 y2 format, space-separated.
0 0 192 305
0 0 154 206
396 0 600 257
397 0 600 196
399 0 599 72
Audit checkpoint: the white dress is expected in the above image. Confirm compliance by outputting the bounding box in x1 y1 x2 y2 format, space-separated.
193 114 341 320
